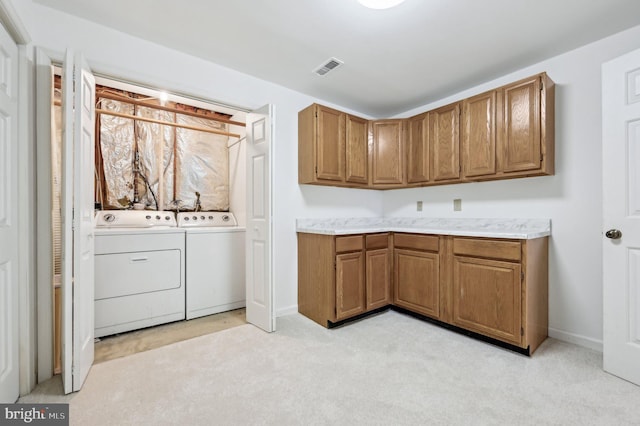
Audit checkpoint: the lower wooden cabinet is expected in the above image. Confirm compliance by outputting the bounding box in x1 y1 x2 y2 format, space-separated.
453 256 522 345
336 251 366 320
298 231 548 354
393 234 440 319
298 232 390 326
366 248 391 310
450 236 548 353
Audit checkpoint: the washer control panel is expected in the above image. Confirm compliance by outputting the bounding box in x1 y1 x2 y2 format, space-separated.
177 212 238 228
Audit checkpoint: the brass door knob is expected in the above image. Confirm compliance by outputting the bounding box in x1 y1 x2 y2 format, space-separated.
605 229 622 239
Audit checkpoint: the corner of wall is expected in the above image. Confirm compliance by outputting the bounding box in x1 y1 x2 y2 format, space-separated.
548 327 603 353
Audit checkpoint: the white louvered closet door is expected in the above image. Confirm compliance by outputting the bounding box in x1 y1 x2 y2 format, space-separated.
61 50 96 394
245 105 275 332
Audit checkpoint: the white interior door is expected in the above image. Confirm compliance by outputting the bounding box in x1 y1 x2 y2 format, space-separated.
0 19 20 404
603 47 640 386
245 105 275 332
61 50 96 394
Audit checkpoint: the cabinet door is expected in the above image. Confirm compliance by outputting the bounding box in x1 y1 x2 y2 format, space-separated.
430 103 460 181
336 251 366 320
366 248 391 310
394 249 440 319
345 114 369 184
371 120 404 185
406 113 430 183
500 76 541 173
316 105 345 182
462 91 496 178
452 256 522 345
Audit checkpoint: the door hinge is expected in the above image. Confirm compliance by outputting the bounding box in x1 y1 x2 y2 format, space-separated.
315 166 318 174
521 271 524 282
521 327 524 336
540 76 544 91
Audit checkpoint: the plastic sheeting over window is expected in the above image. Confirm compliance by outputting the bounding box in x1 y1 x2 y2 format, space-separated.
98 98 230 211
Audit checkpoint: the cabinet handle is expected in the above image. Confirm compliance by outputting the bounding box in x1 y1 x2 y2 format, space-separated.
130 257 149 263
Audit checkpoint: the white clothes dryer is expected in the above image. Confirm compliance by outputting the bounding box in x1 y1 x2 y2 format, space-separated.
178 212 246 320
94 210 185 337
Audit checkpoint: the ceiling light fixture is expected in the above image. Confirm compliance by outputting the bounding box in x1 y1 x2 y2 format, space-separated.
159 91 169 106
357 0 405 10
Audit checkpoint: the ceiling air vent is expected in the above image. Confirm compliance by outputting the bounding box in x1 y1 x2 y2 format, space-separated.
313 57 344 76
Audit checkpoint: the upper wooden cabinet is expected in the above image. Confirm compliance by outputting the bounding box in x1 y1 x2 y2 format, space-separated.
407 102 460 185
461 73 554 181
429 102 461 182
462 91 497 178
315 104 344 182
298 72 554 190
406 112 430 184
498 74 554 176
298 104 368 187
345 114 369 184
371 119 405 187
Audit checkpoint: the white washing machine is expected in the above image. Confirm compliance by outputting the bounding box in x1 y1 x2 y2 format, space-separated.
177 212 246 320
94 211 185 337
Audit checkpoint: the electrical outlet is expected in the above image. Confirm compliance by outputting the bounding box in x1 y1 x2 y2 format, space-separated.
417 201 423 212
453 198 462 211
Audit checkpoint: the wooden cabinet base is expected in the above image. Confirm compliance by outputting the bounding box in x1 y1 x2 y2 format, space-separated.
392 306 535 356
327 306 390 328
298 231 548 355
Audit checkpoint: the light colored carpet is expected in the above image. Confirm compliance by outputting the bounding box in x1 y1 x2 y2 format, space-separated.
21 311 640 425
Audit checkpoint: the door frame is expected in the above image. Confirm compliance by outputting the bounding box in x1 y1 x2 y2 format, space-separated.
33 57 277 385
0 0 35 397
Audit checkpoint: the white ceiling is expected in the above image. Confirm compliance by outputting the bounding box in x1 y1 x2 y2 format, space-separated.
34 0 640 117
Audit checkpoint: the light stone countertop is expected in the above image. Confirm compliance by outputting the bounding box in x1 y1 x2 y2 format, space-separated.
296 217 551 240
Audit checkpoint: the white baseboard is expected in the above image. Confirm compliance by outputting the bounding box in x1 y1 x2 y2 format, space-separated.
548 327 603 352
276 305 298 317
